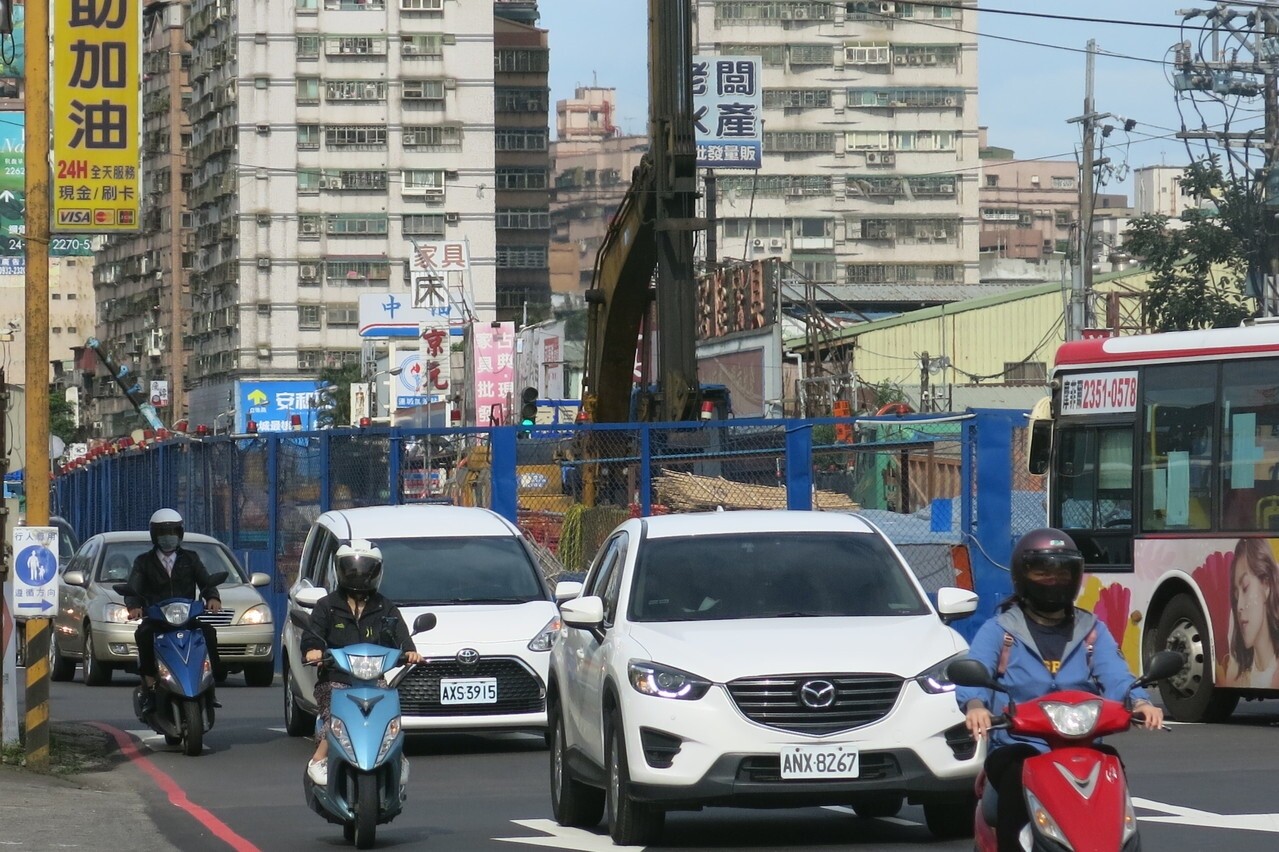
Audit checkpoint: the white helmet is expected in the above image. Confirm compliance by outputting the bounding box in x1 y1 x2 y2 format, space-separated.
149 508 184 548
335 539 383 597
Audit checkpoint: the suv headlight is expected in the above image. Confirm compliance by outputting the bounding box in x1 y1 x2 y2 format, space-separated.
239 604 272 625
627 661 712 700
528 615 562 651
915 652 966 695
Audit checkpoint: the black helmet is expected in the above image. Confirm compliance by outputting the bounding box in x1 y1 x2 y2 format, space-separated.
1011 528 1084 615
149 508 184 548
335 539 383 599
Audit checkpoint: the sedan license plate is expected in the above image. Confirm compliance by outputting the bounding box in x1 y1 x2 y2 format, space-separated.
440 677 498 705
779 744 859 779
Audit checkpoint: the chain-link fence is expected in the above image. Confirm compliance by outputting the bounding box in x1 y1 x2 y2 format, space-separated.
54 411 1038 639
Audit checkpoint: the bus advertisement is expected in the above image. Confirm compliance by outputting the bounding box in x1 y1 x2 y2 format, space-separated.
1030 321 1279 722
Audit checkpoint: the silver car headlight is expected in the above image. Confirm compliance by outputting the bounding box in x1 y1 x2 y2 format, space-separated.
161 601 192 625
346 653 386 682
239 604 272 625
104 603 139 624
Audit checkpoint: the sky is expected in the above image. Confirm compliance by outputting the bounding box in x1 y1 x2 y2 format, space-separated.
537 1 1263 199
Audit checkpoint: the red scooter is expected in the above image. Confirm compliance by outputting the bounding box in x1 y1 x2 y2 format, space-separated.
947 650 1183 852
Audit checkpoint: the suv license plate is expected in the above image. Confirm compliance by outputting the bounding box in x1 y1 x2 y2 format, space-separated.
440 677 498 704
779 744 860 779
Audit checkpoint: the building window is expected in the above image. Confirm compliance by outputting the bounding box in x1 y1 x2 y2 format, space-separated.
496 208 550 229
402 34 445 58
496 246 549 268
402 169 445 196
721 42 786 66
297 35 320 58
1004 362 1047 385
763 88 831 109
324 125 387 150
325 214 389 236
495 129 548 151
296 77 320 104
297 124 320 150
298 350 325 370
299 215 322 238
764 131 835 153
894 44 961 67
324 0 385 9
844 42 891 65
986 175 999 187
326 80 386 102
334 170 388 191
495 86 548 112
714 2 832 24
402 214 446 236
789 43 833 66
326 305 360 327
325 36 387 57
402 79 447 103
297 169 321 193
495 48 548 72
402 124 462 149
496 167 548 190
326 259 392 282
299 305 322 329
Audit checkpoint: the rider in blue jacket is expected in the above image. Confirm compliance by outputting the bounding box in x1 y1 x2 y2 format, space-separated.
956 528 1164 851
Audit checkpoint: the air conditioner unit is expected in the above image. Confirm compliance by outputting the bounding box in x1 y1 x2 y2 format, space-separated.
769 238 785 249
256 213 270 226
256 123 271 135
940 184 955 193
363 83 380 99
943 96 957 106
793 7 808 18
301 220 319 235
778 9 792 19
934 230 948 239
321 177 342 190
880 1 896 12
923 54 938 65
866 152 881 164
880 152 896 166
444 211 459 224
402 42 419 56
751 238 764 248
893 54 907 66
257 256 272 270
909 55 923 65
257 303 271 316
299 263 319 279
147 347 162 358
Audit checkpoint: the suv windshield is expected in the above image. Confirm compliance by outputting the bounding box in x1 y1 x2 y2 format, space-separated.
373 537 545 605
628 532 930 622
97 540 247 584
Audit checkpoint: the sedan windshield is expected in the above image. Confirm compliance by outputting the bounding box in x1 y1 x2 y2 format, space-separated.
628 532 930 622
97 541 247 585
373 537 545 605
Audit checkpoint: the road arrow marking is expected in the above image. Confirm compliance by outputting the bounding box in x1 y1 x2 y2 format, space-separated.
1134 797 1279 833
496 819 645 851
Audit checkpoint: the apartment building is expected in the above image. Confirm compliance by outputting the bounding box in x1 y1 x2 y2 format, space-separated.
91 2 193 435
694 0 980 312
182 0 496 427
1134 165 1197 219
550 87 647 299
494 1 552 320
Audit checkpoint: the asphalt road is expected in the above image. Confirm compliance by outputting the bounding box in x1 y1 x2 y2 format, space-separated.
35 672 1279 851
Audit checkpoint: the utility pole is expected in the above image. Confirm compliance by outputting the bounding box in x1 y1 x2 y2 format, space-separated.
1066 40 1099 341
919 352 931 413
22 0 51 771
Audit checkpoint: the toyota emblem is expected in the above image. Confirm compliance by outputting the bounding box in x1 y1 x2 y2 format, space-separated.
456 648 480 665
799 680 836 709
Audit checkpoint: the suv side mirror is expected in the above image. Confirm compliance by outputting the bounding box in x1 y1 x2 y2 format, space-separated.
936 587 978 623
554 580 583 603
560 596 604 629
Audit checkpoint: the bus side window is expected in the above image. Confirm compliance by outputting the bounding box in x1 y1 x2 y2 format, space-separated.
1142 365 1215 532
1220 361 1279 531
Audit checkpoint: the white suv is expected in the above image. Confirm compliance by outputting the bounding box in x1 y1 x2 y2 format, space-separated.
282 505 564 737
547 511 980 846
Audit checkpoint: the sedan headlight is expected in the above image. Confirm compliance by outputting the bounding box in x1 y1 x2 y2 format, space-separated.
1041 699 1102 738
627 661 712 701
104 603 139 624
161 601 192 625
915 652 967 695
239 604 272 625
528 615 562 651
346 653 386 682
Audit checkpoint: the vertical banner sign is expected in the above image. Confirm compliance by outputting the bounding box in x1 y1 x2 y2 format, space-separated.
417 320 452 404
474 322 515 426
52 0 142 232
692 55 763 169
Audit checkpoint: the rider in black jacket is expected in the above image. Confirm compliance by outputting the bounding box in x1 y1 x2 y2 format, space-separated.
124 509 223 712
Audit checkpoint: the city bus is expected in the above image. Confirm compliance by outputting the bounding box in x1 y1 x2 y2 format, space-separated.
1027 320 1279 722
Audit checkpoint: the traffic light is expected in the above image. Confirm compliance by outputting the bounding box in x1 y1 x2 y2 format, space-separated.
519 386 538 425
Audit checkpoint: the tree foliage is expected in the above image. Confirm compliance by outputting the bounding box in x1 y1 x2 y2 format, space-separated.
316 363 364 428
1123 161 1255 331
49 389 81 444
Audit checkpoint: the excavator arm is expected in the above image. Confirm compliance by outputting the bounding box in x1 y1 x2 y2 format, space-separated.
582 0 703 424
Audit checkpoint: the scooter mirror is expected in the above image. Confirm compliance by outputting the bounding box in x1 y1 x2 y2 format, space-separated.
946 658 1001 690
1137 650 1186 687
412 613 438 634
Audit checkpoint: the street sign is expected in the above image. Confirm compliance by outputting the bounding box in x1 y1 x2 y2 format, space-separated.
12 527 60 617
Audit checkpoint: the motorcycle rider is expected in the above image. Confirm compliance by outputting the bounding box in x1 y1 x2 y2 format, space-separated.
124 509 223 714
958 528 1165 852
303 540 422 786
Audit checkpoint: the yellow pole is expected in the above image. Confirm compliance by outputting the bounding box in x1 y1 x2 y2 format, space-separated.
23 0 52 770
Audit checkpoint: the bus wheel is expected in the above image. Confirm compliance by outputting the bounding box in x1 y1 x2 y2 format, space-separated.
1154 595 1238 723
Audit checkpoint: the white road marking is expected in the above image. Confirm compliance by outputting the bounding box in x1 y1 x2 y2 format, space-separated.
822 805 921 827
495 819 645 851
1134 798 1279 833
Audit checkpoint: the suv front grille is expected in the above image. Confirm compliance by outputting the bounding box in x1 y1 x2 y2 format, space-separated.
726 674 904 735
399 657 545 717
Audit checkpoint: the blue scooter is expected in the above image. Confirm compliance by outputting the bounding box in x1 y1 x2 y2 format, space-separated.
304 612 436 849
115 572 227 757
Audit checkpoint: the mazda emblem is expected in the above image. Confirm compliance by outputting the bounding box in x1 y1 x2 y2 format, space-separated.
456 648 480 665
799 680 836 709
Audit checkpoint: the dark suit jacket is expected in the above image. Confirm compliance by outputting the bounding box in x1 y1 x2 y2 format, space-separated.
123 547 222 610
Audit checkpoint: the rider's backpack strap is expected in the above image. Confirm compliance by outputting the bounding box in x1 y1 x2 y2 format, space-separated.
995 632 1015 678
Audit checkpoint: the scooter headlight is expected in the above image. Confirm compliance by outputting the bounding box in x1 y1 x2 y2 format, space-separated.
161 601 192 625
329 716 356 759
346 653 386 682
1040 699 1102 738
376 717 402 764
1025 789 1074 850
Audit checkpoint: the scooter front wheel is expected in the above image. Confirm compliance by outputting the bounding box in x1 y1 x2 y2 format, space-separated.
181 699 204 757
353 771 378 848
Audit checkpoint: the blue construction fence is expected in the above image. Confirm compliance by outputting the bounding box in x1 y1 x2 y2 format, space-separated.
54 409 1043 646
